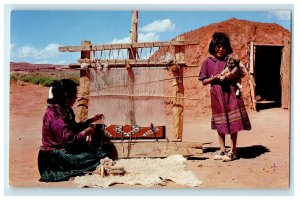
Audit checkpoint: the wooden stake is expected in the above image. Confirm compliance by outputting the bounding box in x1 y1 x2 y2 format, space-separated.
77 41 91 121
172 36 185 140
281 37 290 109
249 42 257 111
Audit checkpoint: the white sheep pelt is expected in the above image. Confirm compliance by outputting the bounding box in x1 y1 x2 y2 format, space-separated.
73 154 202 188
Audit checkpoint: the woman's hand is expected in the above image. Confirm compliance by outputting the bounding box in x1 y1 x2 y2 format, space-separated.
83 124 96 137
91 114 104 123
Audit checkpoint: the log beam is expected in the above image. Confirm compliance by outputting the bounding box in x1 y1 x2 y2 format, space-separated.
105 140 203 158
74 59 187 68
59 41 199 52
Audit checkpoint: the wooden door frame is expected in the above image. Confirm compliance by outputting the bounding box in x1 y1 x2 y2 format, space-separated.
249 42 284 111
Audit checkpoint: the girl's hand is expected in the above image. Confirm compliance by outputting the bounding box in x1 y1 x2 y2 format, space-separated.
219 75 226 81
213 74 221 81
202 74 221 86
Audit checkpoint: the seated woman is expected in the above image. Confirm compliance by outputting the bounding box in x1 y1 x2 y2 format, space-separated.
38 79 110 182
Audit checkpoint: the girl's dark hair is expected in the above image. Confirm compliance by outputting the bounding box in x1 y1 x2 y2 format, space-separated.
47 79 78 104
208 32 233 56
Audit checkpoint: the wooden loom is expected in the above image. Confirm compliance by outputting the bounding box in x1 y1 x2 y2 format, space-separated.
58 11 203 158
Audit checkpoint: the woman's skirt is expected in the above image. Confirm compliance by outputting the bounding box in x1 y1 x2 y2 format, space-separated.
38 148 109 182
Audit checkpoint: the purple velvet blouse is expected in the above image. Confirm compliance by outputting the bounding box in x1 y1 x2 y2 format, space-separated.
40 104 87 151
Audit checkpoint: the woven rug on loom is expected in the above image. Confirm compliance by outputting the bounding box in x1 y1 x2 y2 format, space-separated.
72 155 202 188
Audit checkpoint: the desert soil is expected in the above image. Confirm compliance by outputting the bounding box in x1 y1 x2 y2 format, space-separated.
9 81 290 189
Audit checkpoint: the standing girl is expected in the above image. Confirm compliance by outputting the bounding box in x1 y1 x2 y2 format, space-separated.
198 32 251 161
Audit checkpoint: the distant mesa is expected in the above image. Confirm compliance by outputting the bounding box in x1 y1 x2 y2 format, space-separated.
10 62 64 72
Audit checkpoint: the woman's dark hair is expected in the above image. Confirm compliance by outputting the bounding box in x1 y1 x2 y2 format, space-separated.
47 79 78 104
208 32 233 56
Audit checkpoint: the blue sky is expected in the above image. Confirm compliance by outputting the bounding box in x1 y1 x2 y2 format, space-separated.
10 10 291 65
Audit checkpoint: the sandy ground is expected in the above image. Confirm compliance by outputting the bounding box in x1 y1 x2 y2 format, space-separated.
8 81 290 190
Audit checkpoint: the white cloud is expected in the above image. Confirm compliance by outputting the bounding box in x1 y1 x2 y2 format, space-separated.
109 19 171 45
33 60 67 65
104 32 159 59
140 19 175 33
17 45 38 58
43 43 61 53
16 43 62 60
138 32 159 42
267 11 291 20
110 32 159 44
110 36 130 44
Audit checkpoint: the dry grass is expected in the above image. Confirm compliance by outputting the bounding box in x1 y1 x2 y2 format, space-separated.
10 70 80 86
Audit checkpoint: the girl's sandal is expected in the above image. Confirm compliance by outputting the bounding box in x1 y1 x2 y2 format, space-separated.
222 152 237 162
213 150 226 160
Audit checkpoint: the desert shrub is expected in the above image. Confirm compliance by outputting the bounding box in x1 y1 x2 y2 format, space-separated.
10 73 55 86
10 71 80 86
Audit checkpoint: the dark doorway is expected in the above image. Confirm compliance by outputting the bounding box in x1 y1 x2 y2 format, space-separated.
254 45 283 110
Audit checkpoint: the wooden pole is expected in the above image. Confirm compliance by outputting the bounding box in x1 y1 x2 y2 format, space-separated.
77 40 91 121
129 10 138 59
249 41 257 111
125 10 138 125
281 37 291 109
172 36 185 140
